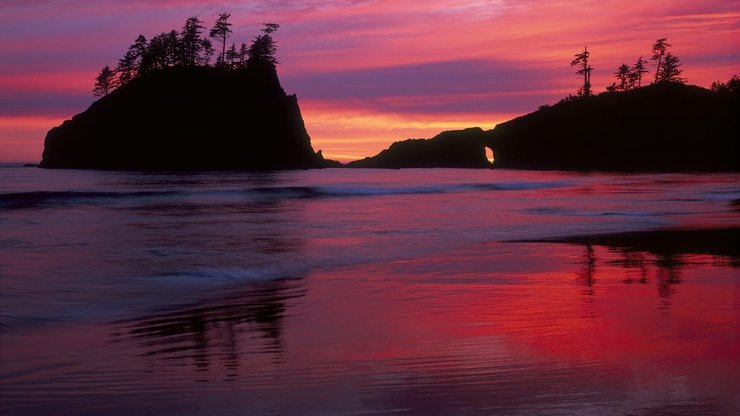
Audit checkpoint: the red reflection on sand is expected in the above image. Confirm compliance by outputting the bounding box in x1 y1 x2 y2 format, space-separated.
283 242 739 407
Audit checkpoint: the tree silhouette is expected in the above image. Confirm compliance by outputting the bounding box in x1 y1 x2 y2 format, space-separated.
651 38 671 83
141 31 180 73
656 52 685 83
614 63 632 91
141 33 164 73
117 34 147 85
248 23 280 66
180 17 208 66
726 75 739 92
93 65 117 96
711 75 740 94
263 23 279 35
98 13 283 91
238 42 249 69
630 56 649 87
209 13 233 68
570 47 593 97
224 43 239 69
199 38 215 66
116 52 137 85
165 30 181 66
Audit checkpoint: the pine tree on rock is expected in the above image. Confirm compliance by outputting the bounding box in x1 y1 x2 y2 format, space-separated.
614 63 632 91
96 13 285 95
116 34 147 85
209 13 233 68
711 75 740 94
248 23 280 66
630 56 649 87
93 65 118 96
656 53 685 83
570 47 593 97
198 38 215 66
237 43 249 69
651 38 671 83
180 17 208 66
224 43 239 69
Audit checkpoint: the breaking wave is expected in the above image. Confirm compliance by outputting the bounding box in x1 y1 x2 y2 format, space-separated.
0 181 568 210
0 182 567 210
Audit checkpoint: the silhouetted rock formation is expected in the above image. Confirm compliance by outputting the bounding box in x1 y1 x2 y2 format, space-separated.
347 128 492 168
40 64 335 170
486 83 739 171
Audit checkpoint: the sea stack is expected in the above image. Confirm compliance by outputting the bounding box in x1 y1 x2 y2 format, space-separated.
40 63 333 170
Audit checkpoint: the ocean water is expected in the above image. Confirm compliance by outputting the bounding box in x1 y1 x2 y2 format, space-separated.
0 164 738 415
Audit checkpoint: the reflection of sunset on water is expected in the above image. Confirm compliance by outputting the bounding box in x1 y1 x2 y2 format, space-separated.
0 167 737 414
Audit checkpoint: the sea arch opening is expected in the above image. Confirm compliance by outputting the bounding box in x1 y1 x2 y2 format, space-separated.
485 146 495 165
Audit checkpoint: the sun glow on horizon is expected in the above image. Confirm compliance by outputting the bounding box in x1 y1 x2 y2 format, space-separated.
302 103 509 162
0 116 66 162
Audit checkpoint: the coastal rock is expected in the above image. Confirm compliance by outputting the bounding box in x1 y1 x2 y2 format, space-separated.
347 127 492 168
40 64 335 170
486 82 739 171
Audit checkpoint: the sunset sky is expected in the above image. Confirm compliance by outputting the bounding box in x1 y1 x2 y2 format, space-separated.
1 0 738 162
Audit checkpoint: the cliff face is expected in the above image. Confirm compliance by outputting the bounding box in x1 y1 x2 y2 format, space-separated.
486 83 739 171
347 128 492 169
40 64 332 170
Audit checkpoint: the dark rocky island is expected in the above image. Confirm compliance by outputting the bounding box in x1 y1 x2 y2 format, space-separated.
40 64 334 170
486 82 739 171
347 127 492 168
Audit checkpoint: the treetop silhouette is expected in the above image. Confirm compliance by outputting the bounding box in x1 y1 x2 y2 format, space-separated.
631 56 649 87
210 13 233 68
573 38 690 100
711 75 740 94
656 52 684 83
570 46 593 98
607 56 649 92
94 14 281 96
93 65 117 96
248 23 280 66
651 38 671 83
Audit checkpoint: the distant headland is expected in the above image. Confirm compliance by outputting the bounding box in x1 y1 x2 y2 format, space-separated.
40 23 739 172
486 81 739 171
347 128 491 169
352 39 739 172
